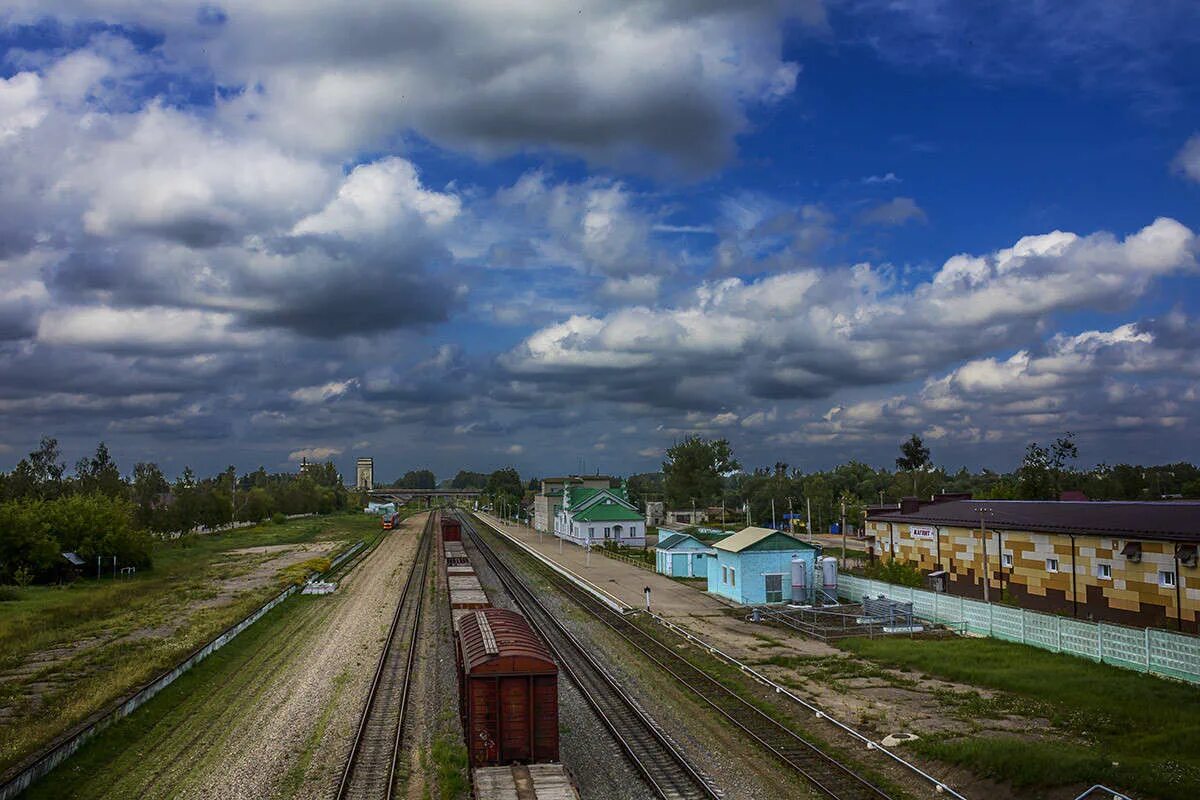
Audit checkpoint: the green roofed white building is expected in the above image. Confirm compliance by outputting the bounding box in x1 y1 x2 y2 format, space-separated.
554 484 646 547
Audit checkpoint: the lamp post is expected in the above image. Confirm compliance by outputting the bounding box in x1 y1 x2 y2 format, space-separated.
974 506 993 603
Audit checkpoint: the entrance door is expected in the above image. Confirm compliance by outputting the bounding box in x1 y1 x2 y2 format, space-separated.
764 574 783 603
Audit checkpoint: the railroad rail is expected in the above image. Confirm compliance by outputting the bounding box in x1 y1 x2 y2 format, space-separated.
336 512 434 800
469 516 895 800
457 512 719 800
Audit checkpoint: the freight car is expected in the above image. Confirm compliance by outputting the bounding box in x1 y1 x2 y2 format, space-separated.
441 516 462 541
456 608 559 767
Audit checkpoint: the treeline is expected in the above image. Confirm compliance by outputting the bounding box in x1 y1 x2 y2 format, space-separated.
0 438 356 585
652 434 1200 535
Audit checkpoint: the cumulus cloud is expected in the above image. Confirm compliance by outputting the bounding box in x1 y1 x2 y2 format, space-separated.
502 218 1197 409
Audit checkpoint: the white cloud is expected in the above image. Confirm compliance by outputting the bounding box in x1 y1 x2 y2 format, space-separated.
293 157 460 237
1173 134 1200 183
289 446 343 461
862 172 900 184
0 72 47 141
290 379 359 404
858 196 927 226
505 444 525 455
36 306 264 353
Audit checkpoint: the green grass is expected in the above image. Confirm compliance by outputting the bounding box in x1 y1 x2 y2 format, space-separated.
430 734 470 800
838 636 1200 799
0 512 381 775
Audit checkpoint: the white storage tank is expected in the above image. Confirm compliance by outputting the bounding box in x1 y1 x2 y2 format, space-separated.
821 556 838 599
790 556 807 604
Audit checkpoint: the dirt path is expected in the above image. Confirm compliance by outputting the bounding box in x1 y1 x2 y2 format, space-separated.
37 513 428 800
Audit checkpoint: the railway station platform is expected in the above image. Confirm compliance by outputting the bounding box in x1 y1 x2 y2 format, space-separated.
474 513 732 621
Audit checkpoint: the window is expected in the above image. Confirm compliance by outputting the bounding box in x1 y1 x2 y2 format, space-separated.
1096 563 1112 580
722 566 728 584
1160 570 1177 589
1002 553 1013 568
765 574 784 603
1046 558 1059 573
589 526 595 536
730 568 736 587
604 526 611 536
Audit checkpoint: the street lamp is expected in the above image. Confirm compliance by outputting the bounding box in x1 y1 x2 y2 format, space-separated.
974 506 993 603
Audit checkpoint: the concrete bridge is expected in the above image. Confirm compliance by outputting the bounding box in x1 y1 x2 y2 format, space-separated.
367 487 482 507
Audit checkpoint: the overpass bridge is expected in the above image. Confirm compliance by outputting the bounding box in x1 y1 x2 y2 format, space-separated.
366 487 482 507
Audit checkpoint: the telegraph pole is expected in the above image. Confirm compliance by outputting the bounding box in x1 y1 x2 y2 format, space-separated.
840 499 847 569
975 506 992 603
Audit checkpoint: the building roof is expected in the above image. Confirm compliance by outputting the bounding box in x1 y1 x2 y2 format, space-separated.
61 551 85 566
713 526 815 553
656 532 709 551
869 499 1200 543
457 608 557 675
573 502 643 522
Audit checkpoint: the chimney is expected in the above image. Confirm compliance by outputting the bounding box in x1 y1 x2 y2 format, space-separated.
900 496 921 514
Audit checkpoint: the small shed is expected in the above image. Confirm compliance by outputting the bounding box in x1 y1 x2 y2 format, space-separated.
655 533 715 579
707 527 819 605
456 608 559 767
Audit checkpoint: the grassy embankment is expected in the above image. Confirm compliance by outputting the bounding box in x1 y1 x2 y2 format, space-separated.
837 636 1200 800
0 511 388 776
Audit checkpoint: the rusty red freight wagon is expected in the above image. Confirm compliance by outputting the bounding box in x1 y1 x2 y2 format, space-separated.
441 516 462 542
456 608 559 767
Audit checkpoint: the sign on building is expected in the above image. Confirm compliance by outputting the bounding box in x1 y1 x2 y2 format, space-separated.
910 525 936 540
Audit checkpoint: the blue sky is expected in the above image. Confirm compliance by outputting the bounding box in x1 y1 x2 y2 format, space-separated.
0 1 1198 482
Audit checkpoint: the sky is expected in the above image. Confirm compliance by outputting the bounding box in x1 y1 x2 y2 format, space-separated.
1 1 1199 483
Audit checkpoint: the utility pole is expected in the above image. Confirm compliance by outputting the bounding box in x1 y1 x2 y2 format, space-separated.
771 498 776 530
975 506 992 603
840 499 847 569
806 496 812 543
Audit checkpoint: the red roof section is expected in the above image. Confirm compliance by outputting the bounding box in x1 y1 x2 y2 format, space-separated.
457 608 557 675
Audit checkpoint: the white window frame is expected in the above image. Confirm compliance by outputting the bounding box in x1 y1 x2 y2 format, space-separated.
1160 570 1177 589
1096 563 1112 580
604 526 611 536
730 568 736 587
722 565 728 584
1002 553 1013 568
1046 558 1059 574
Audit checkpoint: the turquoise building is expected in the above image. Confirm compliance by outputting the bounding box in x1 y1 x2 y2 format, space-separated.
707 527 820 605
654 532 715 578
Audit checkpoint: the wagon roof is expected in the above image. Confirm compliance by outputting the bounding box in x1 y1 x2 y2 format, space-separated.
458 608 557 674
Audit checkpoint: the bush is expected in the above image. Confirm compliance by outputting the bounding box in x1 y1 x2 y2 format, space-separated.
859 558 925 587
0 586 22 601
272 512 287 525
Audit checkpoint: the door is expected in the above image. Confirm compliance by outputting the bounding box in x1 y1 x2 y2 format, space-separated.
499 676 531 762
672 553 688 576
764 574 783 603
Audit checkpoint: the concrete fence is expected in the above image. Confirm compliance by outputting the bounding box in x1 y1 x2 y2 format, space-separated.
0 538 364 800
839 574 1200 684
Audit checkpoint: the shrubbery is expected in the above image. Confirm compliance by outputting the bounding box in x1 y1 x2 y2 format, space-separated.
859 558 926 587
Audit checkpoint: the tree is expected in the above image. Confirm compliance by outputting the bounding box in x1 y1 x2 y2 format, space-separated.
131 462 171 531
1017 432 1079 499
75 441 124 498
663 436 740 509
895 434 932 494
451 470 488 490
5 437 66 501
397 469 437 489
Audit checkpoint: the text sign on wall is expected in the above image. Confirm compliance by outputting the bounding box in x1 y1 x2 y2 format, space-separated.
910 526 937 541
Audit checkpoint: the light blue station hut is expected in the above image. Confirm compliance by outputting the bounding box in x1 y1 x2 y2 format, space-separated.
707 526 820 605
654 532 715 578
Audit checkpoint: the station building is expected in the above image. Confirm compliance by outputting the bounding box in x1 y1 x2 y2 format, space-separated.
707 527 820 605
553 483 646 547
532 475 617 533
867 498 1200 632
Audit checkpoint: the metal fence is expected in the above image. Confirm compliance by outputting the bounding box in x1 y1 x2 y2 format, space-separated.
839 574 1200 684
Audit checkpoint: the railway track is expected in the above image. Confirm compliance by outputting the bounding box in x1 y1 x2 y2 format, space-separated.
469 516 896 800
457 512 719 800
336 512 434 800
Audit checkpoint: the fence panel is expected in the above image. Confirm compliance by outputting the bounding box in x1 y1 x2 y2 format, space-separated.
1023 611 1060 651
961 598 993 636
1100 624 1148 672
1149 629 1200 683
1059 618 1100 661
911 588 936 620
989 605 1021 642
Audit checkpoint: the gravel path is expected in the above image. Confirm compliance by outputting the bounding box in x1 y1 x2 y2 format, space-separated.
184 513 428 800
